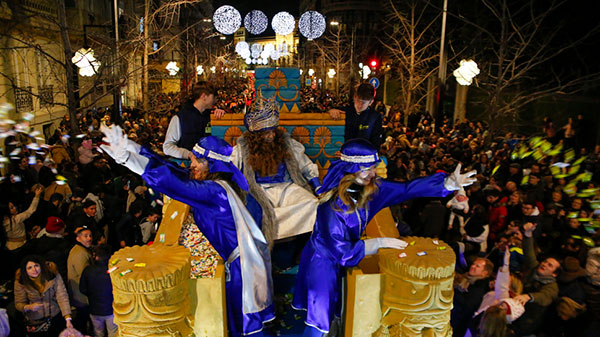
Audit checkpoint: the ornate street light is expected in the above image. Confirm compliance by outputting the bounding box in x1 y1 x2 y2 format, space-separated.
72 48 101 77
453 59 480 86
166 61 179 76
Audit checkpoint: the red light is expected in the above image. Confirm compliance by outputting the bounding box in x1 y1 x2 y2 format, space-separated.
370 60 377 67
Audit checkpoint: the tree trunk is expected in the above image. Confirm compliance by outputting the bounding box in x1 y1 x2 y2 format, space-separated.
57 0 79 134
142 0 150 117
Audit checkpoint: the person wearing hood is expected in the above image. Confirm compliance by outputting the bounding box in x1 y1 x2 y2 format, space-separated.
292 139 476 336
510 222 561 336
100 124 274 337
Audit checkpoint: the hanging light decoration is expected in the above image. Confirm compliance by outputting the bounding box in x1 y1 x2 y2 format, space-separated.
308 69 315 76
262 58 268 65
270 49 280 60
328 68 336 78
280 41 288 56
271 11 295 36
260 50 270 60
362 65 371 79
245 58 252 64
244 10 268 35
240 48 251 59
213 5 241 35
298 11 325 39
210 66 216 73
166 61 179 76
196 65 204 75
72 48 101 77
235 41 249 55
453 59 480 86
264 43 274 53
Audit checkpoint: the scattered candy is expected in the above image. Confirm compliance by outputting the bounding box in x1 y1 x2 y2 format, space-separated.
159 233 165 243
398 253 407 258
134 263 146 267
432 239 439 245
170 211 178 220
120 269 132 276
179 214 218 278
417 251 427 256
126 258 134 262
107 266 118 274
437 246 447 250
409 241 415 246
111 259 119 265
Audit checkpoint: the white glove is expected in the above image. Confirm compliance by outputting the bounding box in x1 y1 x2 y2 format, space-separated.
364 237 408 256
100 124 148 175
444 163 477 191
100 124 129 164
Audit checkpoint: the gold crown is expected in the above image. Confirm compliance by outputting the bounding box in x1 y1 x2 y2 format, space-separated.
244 95 280 132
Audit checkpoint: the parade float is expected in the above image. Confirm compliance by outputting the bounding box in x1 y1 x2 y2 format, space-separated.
108 68 455 337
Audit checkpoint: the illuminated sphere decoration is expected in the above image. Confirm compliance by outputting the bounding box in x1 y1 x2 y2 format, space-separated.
245 58 252 64
251 49 261 59
270 49 280 60
272 11 295 36
299 11 325 39
239 49 251 59
213 5 241 35
235 41 249 55
244 10 268 35
251 43 262 53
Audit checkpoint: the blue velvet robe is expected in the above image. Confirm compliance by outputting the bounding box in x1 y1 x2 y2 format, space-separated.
140 149 275 336
292 173 452 333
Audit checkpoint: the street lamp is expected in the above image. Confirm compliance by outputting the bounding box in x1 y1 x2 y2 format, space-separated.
453 59 479 86
453 59 480 123
166 61 179 76
72 48 101 77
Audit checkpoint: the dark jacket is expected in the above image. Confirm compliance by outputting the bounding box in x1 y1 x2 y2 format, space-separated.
451 276 491 337
115 212 143 247
80 260 114 316
343 105 383 149
176 101 210 151
511 235 559 335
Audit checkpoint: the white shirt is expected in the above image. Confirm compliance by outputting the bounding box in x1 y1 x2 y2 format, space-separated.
162 115 191 159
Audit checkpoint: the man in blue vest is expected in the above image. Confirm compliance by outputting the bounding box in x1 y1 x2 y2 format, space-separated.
163 81 225 159
328 83 383 149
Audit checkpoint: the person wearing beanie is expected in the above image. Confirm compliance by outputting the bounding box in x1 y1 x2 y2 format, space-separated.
293 139 476 336
37 216 66 238
27 216 72 282
100 124 274 337
231 96 320 246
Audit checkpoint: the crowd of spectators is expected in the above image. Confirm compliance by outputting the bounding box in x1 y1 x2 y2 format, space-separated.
1 81 599 337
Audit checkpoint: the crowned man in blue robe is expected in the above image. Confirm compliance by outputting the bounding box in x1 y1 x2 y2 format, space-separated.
231 97 320 246
100 125 275 337
292 139 477 337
